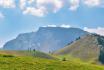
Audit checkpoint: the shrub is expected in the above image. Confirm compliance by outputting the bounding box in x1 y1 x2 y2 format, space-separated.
2 54 14 57
62 57 66 61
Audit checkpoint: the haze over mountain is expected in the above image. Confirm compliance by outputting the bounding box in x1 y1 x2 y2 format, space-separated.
54 34 104 64
3 27 87 53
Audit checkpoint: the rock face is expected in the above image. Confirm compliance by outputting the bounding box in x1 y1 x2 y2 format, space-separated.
54 34 104 63
3 27 87 52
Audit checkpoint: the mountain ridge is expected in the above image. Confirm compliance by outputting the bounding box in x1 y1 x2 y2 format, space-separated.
3 27 87 53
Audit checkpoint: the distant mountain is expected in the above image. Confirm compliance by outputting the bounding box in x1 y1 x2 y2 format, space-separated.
54 34 104 64
3 27 87 52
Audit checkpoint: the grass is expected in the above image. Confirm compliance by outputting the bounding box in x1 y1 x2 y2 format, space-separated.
0 52 104 70
0 50 54 59
54 35 100 62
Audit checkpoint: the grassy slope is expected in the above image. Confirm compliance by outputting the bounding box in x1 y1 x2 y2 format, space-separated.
0 54 104 70
0 50 54 59
54 35 100 62
0 49 103 70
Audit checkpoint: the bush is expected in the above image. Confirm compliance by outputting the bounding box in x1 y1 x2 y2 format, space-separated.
2 54 14 57
62 57 66 61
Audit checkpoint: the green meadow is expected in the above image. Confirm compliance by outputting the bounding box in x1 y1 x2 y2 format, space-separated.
0 51 104 70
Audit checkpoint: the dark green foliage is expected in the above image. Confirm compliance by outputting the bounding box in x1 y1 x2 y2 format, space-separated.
2 55 14 57
95 35 104 64
0 54 14 57
33 49 36 52
62 57 66 61
76 37 81 40
67 41 73 45
97 37 104 46
99 47 104 64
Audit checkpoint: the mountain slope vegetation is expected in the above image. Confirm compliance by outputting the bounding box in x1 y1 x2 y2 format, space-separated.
54 34 104 63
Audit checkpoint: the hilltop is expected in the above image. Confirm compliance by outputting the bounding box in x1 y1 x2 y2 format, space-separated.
54 34 104 64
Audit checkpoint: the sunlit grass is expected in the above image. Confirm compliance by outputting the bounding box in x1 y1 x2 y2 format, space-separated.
0 53 104 70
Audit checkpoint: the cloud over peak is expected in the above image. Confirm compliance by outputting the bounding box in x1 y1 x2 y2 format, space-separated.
42 24 71 28
84 27 104 36
60 24 71 28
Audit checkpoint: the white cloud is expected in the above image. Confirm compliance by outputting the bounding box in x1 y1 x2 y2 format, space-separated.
0 0 16 8
18 0 104 16
36 0 63 13
0 0 101 17
19 0 26 10
20 0 47 17
42 25 57 27
47 25 57 27
84 27 104 36
69 0 80 11
84 0 101 7
69 0 104 10
23 7 47 17
52 0 63 13
42 24 71 28
19 0 63 17
28 0 35 4
60 24 71 28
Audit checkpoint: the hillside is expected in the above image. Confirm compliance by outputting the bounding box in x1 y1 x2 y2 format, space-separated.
3 27 87 53
0 53 104 70
54 34 104 63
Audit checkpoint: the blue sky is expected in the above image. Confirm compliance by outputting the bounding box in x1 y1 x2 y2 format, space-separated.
0 0 104 47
